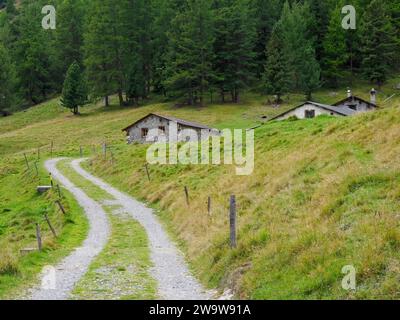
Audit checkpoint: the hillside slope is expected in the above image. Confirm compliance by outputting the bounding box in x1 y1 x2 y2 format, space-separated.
1 88 400 299
87 107 400 299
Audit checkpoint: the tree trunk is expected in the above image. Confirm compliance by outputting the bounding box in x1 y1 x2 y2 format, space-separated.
104 96 109 107
118 90 124 106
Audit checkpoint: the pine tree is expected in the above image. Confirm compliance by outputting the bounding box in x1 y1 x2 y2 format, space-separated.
213 0 256 103
322 3 348 87
60 62 87 115
84 0 126 106
278 1 320 99
123 0 154 104
360 0 397 86
13 0 58 104
298 44 321 100
152 0 176 95
263 22 290 103
253 0 282 78
164 0 215 106
0 44 17 112
56 0 85 75
307 0 332 62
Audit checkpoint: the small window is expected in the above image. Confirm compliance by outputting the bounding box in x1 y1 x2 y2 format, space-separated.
159 126 166 133
348 104 357 110
305 110 315 119
141 128 149 138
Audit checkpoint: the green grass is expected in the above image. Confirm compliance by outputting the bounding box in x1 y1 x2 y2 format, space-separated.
0 156 88 299
57 159 157 300
1 82 400 299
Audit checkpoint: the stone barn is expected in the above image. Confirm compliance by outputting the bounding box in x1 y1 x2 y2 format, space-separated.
271 89 378 121
122 113 219 144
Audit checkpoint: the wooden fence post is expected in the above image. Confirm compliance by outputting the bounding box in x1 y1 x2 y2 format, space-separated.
184 186 190 206
207 196 211 216
34 162 39 177
56 200 66 215
23 153 30 170
44 214 57 238
50 173 53 187
229 195 237 248
56 184 62 199
103 143 107 160
37 147 40 160
145 164 151 181
50 141 53 157
36 223 42 251
80 146 83 158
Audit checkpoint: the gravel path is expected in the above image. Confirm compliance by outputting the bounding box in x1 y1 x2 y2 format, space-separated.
71 159 211 300
27 159 110 300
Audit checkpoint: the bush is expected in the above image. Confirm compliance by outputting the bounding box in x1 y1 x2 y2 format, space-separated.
0 249 19 275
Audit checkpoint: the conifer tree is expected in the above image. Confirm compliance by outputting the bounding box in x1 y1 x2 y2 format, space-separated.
13 0 58 104
164 0 215 106
322 3 348 87
60 62 87 115
56 0 85 75
279 1 320 99
0 44 17 112
253 0 282 78
263 22 290 103
360 0 397 86
84 0 126 106
213 0 256 103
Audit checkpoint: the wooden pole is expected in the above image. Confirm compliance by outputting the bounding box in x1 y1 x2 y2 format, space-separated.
184 186 190 206
229 195 237 248
50 173 53 187
56 200 66 215
37 147 40 160
50 141 53 157
80 146 83 158
145 164 151 181
44 214 57 238
23 153 30 170
56 184 62 199
207 196 211 216
34 162 39 177
36 223 42 251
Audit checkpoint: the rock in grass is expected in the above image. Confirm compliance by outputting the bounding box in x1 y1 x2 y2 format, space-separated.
37 186 52 194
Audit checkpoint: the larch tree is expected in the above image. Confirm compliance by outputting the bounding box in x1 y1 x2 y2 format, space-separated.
263 22 290 104
360 0 397 86
279 1 320 99
322 3 348 87
56 0 86 75
0 44 17 112
164 0 215 106
213 0 256 103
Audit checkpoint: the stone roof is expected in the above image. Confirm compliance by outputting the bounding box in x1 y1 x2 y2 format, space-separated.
270 101 356 121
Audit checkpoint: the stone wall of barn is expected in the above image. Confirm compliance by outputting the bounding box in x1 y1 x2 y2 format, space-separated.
127 115 218 144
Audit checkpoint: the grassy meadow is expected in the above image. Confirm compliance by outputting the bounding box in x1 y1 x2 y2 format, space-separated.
1 81 400 299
